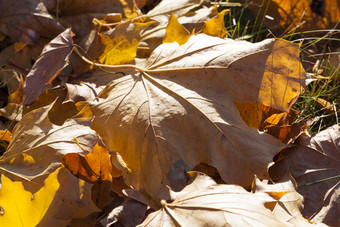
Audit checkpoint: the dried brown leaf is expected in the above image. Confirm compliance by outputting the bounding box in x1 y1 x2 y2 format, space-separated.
269 125 340 226
90 34 306 200
140 173 286 227
36 167 101 226
100 198 147 227
43 0 137 37
23 28 73 105
139 6 217 57
0 0 64 43
0 101 98 189
146 0 204 24
252 176 328 226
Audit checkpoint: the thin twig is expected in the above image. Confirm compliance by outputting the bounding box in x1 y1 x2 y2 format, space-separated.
72 45 145 73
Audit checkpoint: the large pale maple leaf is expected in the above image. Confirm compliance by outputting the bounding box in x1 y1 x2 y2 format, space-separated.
89 34 306 200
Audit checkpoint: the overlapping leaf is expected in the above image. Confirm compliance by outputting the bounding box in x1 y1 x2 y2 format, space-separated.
162 13 191 45
202 9 229 38
0 168 60 227
36 167 101 226
0 101 98 188
146 0 205 24
252 176 327 226
269 125 340 226
90 34 306 200
97 21 153 65
42 0 137 38
100 198 147 226
23 28 73 105
62 142 112 183
139 173 286 227
139 5 217 56
0 0 64 43
63 70 117 103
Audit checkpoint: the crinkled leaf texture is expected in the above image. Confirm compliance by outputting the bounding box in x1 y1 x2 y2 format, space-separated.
270 124 340 226
90 34 306 200
146 0 205 24
252 176 328 226
0 101 98 188
139 173 287 227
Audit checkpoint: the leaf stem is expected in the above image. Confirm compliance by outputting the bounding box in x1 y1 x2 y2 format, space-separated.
72 45 145 73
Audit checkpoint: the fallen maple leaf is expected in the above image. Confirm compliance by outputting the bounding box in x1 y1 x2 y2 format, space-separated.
100 198 147 227
62 70 117 103
1 87 80 126
97 21 153 65
0 167 60 227
269 125 340 226
252 176 328 226
0 0 64 43
89 34 306 200
0 101 98 188
261 109 315 144
62 142 113 183
23 28 73 105
139 173 286 226
37 167 101 226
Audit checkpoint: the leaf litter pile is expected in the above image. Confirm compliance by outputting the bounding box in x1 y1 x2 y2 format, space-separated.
0 0 339 226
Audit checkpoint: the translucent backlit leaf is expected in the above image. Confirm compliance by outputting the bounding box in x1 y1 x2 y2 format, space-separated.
163 12 191 45
0 168 60 227
202 9 229 38
99 35 139 65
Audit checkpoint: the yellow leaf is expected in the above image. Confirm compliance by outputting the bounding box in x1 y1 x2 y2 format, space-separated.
119 0 138 19
234 102 263 129
98 21 152 65
202 9 229 38
99 34 139 65
264 112 287 128
316 97 334 111
0 168 60 227
259 39 305 111
163 12 191 45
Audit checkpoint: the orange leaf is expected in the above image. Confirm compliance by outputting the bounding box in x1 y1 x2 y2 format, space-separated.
0 130 11 143
63 143 112 183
